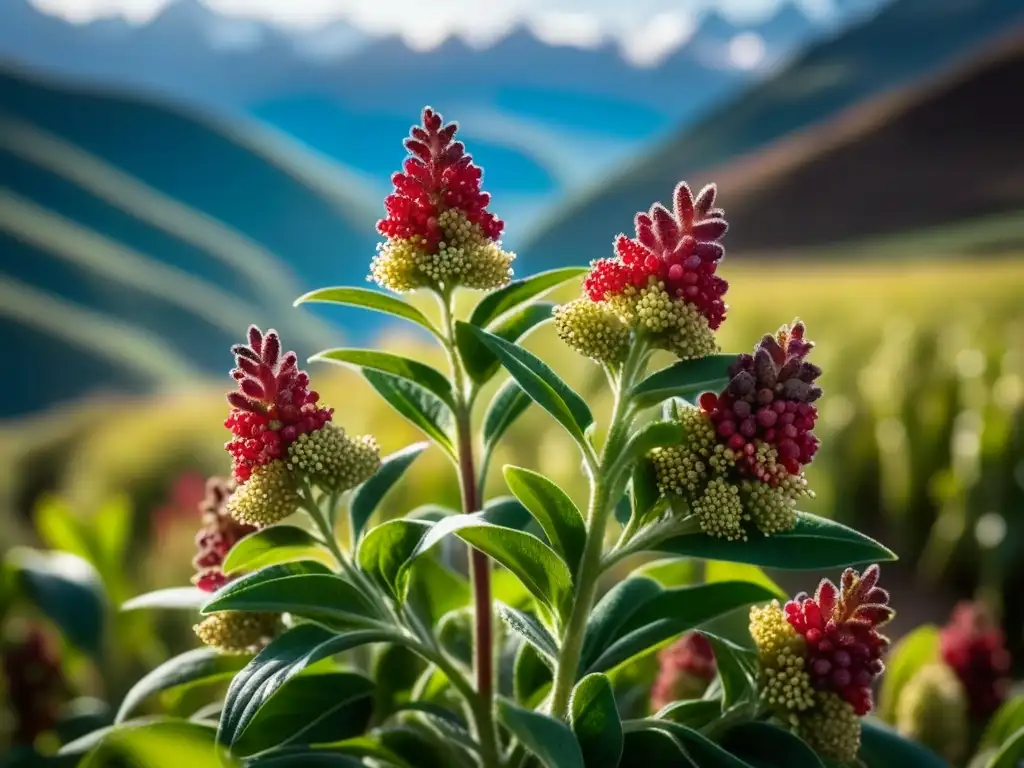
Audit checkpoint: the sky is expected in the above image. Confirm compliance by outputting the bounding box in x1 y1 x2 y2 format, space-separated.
31 0 839 56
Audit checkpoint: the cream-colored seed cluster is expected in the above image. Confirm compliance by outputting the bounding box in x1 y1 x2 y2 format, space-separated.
607 279 718 360
895 663 968 763
227 459 301 526
287 423 382 493
650 407 718 495
744 479 800 535
553 298 630 364
691 476 748 540
193 612 281 654
799 692 863 764
369 209 514 293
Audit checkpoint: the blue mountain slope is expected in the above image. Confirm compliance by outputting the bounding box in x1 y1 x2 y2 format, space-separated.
0 66 379 417
521 0 1024 264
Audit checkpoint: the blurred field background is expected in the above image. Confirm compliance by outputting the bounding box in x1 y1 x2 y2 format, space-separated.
1 0 1023 715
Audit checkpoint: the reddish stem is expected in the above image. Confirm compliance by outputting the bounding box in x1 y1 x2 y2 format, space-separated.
457 410 494 706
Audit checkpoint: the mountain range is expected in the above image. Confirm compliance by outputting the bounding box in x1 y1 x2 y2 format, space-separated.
0 0 870 233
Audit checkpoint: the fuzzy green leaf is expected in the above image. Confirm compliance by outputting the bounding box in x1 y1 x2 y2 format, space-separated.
620 729 691 767
721 722 824 768
313 349 455 408
116 648 249 723
218 624 391 749
457 302 555 385
631 355 736 408
122 587 207 611
294 286 442 339
586 581 777 674
357 519 433 601
498 604 559 666
581 578 663 671
79 720 225 768
497 699 586 768
222 526 329 574
483 379 533 455
458 322 593 446
570 674 623 768
363 369 456 460
643 721 752 767
503 466 587 575
233 671 375 756
653 699 721 729
350 442 429 540
469 267 587 329
657 512 897 570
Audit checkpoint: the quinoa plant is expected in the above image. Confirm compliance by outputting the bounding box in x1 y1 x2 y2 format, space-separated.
77 107 956 767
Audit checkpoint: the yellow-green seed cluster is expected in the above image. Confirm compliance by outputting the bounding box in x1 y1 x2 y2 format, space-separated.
287 423 382 493
193 612 281 654
743 478 801 534
895 663 968 763
553 298 630 364
227 459 300 526
749 602 816 724
607 279 719 360
650 407 719 495
369 209 515 293
691 476 748 540
798 692 862 764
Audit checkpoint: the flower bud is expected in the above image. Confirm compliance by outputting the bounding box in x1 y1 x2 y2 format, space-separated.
895 663 968 763
798 692 861 764
226 459 301 527
553 298 630 365
194 612 281 655
1 621 67 747
691 476 747 541
287 422 381 493
370 108 514 293
651 633 717 712
939 601 1011 717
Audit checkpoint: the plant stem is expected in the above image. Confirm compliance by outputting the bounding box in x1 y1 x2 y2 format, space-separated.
548 341 649 719
438 290 499 768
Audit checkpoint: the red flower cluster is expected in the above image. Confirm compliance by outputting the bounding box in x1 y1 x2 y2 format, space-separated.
191 477 254 593
651 632 718 711
701 321 822 479
225 326 333 482
940 601 1011 717
784 565 893 715
2 622 67 746
378 107 503 252
584 182 729 329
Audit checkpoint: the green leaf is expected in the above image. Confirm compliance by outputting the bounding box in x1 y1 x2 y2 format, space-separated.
35 495 92 562
980 696 1024 752
581 578 664 671
497 699 586 768
350 443 429 540
223 526 329 574
470 267 587 329
457 302 555 385
704 561 785 600
636 558 698 588
503 466 586 575
202 572 377 627
413 513 573 614
987 726 1024 768
233 671 375 756
116 648 249 723
859 720 949 768
721 722 824 768
295 286 442 339
706 636 758 708
218 624 391 748
586 581 777 674
630 459 663 525
570 674 623 768
620 421 686 468
876 625 941 722
249 752 363 767
406 557 471 625
481 496 536 532
363 369 456 460
631 355 736 408
644 721 752 767
483 379 532 453
657 512 897 570
620 729 691 767
122 587 207 611
458 322 593 446
79 720 226 768
313 348 455 409
8 547 106 655
357 519 433 601
653 700 721 729
300 735 415 768
514 643 553 709
498 604 559 666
